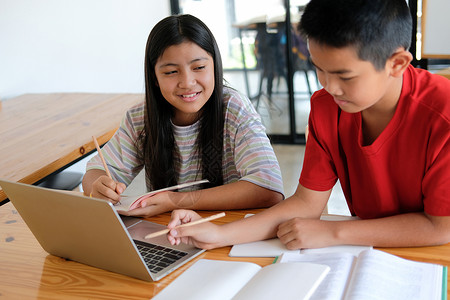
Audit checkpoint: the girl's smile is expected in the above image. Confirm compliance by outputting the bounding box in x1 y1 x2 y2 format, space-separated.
179 91 201 102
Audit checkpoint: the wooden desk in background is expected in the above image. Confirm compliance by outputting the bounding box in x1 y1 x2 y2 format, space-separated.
436 67 450 80
1 203 449 299
0 93 143 202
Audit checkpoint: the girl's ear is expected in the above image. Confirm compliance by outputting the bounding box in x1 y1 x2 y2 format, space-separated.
388 48 413 78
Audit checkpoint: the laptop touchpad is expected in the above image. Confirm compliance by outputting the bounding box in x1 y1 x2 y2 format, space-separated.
120 215 142 228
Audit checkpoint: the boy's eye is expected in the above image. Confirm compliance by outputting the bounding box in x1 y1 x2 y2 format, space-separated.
340 77 354 81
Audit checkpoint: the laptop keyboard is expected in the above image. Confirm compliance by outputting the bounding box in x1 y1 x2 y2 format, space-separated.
134 240 188 273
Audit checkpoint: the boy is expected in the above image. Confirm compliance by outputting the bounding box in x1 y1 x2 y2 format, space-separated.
166 0 450 249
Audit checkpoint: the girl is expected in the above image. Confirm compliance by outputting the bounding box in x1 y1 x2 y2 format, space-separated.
82 14 284 217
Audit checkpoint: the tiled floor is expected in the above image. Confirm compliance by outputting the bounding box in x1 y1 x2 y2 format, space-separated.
272 144 350 215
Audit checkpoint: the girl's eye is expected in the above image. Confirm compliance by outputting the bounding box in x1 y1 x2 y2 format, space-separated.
340 77 354 81
163 70 177 75
194 65 206 71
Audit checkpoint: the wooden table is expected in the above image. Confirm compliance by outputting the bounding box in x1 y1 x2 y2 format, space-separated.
0 93 143 202
1 202 449 299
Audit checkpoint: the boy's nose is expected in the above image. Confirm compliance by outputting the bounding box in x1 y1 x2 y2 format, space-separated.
324 77 343 96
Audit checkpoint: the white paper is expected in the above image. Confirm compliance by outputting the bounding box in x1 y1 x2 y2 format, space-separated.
154 259 330 300
153 260 261 300
345 250 443 300
232 263 330 300
229 238 300 257
278 249 444 300
278 252 357 300
300 245 372 256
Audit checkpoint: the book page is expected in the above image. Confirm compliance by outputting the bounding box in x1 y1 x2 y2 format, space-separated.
278 252 357 300
114 179 208 212
345 250 443 300
232 262 330 300
300 245 372 256
153 259 261 300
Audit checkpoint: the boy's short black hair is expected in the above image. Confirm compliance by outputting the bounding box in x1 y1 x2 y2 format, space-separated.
298 0 412 70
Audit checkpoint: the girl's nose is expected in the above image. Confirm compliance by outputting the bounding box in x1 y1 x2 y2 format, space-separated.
178 71 196 88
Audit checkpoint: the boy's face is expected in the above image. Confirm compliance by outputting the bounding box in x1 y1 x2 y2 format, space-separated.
308 40 395 114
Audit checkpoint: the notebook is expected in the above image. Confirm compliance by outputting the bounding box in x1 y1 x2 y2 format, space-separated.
0 179 205 282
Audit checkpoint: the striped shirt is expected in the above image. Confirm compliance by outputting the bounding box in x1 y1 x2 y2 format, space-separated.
86 87 284 196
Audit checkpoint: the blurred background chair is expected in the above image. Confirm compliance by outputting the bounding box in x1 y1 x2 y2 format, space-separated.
252 22 318 112
37 171 83 191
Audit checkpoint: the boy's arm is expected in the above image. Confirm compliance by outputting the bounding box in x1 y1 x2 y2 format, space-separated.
277 209 450 249
166 184 331 249
168 183 450 249
321 213 450 248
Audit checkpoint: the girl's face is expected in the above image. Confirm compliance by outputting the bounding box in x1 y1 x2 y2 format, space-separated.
155 41 215 126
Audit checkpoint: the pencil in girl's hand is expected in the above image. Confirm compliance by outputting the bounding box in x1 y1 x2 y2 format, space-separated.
92 135 112 179
144 212 226 239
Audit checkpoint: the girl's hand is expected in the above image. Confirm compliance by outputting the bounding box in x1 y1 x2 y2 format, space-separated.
122 192 177 218
90 175 126 204
166 209 223 250
124 191 202 218
277 218 338 250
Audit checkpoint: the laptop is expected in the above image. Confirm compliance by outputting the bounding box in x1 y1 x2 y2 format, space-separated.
0 179 205 281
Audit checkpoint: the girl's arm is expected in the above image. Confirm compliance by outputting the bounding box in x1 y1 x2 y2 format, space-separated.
124 180 283 217
172 180 283 209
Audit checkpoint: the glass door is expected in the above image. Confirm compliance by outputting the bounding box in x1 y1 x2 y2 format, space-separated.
171 0 319 144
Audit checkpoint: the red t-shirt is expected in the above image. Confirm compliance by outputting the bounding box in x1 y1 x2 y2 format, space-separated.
300 65 450 219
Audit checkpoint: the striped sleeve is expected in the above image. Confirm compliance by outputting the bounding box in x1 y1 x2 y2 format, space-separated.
86 101 145 185
223 88 285 197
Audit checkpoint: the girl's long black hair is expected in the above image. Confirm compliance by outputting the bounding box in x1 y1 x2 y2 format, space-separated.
139 14 224 190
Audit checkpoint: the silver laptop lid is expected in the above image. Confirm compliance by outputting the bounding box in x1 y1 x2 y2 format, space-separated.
0 179 204 281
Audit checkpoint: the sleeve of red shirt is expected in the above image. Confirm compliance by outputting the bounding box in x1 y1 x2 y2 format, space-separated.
299 90 339 192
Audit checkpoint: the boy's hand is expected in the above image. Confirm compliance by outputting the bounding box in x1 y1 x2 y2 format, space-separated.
90 175 126 204
166 209 222 250
277 218 338 250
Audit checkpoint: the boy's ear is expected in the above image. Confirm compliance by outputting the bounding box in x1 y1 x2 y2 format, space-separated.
388 48 413 77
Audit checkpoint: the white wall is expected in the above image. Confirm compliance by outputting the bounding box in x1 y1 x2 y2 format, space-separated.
0 0 170 100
